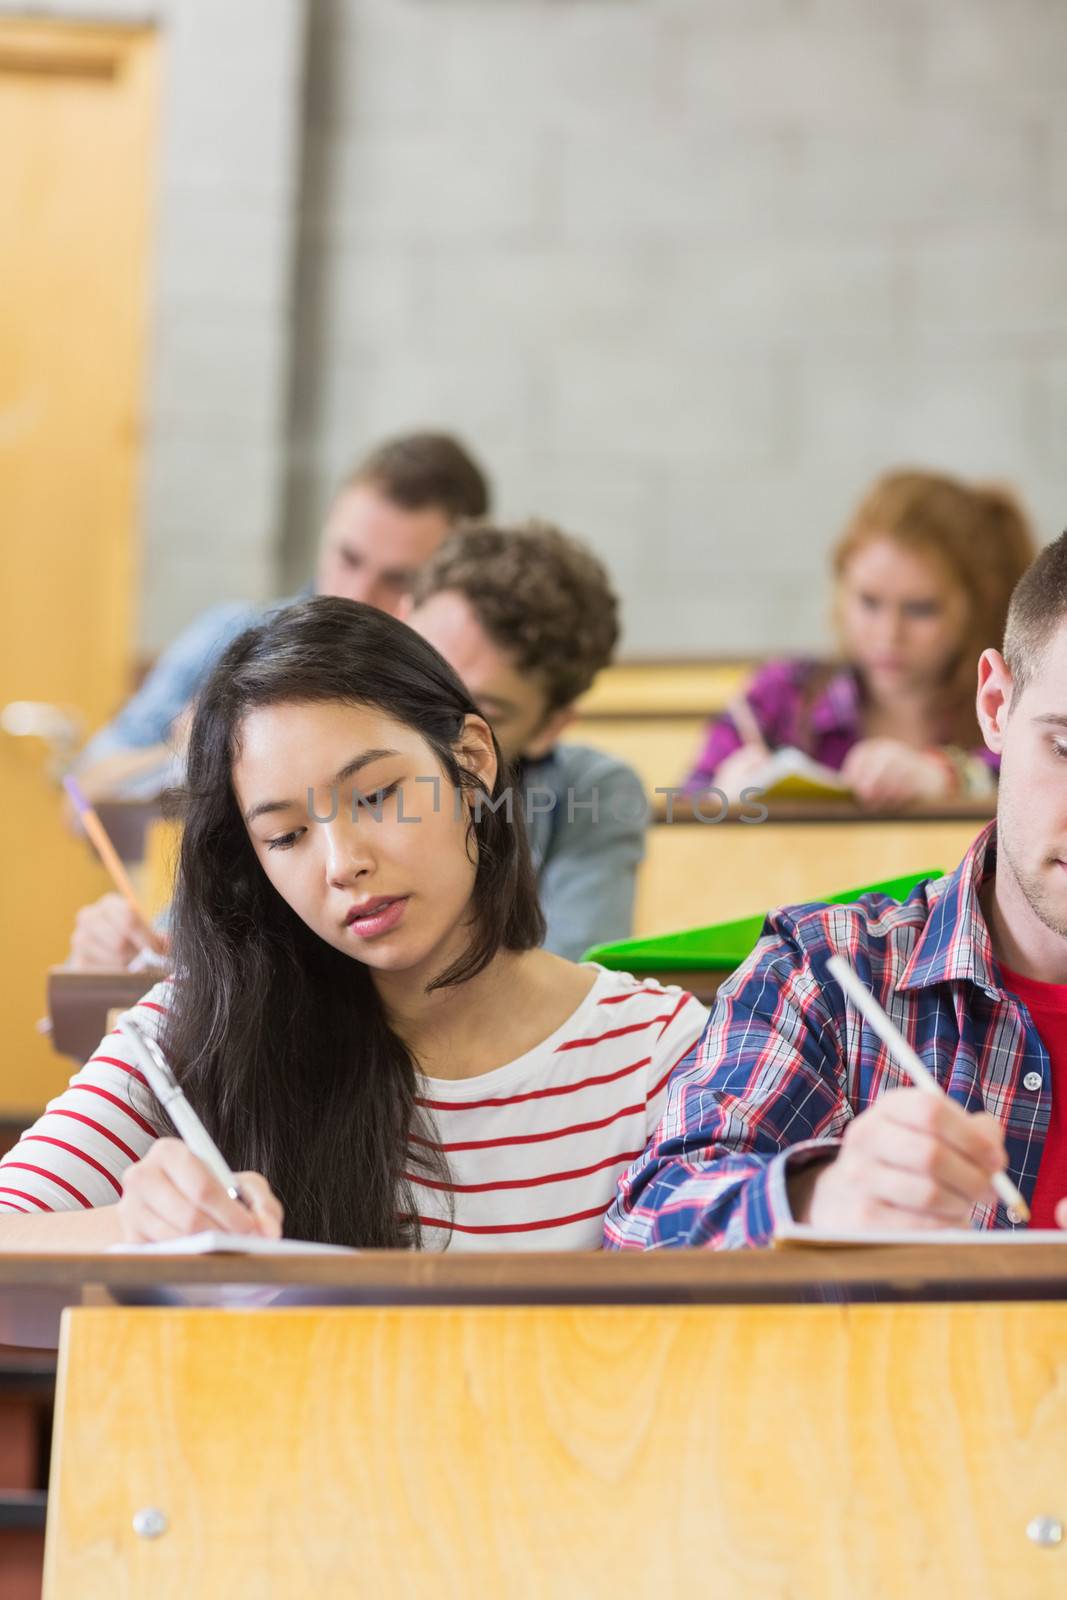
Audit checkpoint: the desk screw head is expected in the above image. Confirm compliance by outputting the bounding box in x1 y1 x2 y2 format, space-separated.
1026 1516 1063 1549
132 1506 168 1540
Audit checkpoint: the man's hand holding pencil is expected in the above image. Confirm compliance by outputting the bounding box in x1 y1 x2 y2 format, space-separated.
788 956 1067 1233
788 1086 1022 1231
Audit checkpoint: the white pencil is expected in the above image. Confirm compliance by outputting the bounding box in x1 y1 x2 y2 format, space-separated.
826 954 1030 1224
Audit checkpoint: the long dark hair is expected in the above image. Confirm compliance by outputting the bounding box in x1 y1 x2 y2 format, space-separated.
156 596 545 1247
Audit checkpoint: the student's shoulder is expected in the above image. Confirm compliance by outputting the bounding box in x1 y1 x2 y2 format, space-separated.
580 965 708 1041
58 979 176 1133
732 878 940 1004
103 978 176 1053
125 977 175 1027
167 594 304 664
543 742 645 798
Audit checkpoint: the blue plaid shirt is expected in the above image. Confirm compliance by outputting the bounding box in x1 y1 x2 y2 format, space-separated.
604 823 1053 1249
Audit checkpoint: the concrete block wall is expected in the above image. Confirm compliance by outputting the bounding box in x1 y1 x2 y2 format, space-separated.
284 0 1067 656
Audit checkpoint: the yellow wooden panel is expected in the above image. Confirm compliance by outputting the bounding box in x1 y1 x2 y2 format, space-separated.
634 818 984 937
0 19 158 1112
45 1303 1067 1599
141 817 181 923
563 714 705 794
577 662 747 717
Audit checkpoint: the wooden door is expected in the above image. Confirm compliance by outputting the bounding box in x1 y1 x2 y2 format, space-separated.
0 19 158 1116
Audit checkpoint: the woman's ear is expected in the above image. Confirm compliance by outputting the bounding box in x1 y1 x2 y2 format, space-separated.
456 714 498 793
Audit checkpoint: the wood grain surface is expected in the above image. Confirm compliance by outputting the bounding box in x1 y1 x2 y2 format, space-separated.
44 1302 1067 1598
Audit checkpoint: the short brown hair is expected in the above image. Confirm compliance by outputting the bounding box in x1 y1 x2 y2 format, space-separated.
344 431 490 522
833 469 1035 744
1004 530 1067 697
410 521 620 711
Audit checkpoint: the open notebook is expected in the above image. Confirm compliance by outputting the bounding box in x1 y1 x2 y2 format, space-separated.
109 1231 357 1256
745 746 851 801
775 1220 1066 1248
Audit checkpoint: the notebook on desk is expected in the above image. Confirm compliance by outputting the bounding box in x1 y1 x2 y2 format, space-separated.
746 746 852 801
774 1221 1066 1247
109 1231 357 1256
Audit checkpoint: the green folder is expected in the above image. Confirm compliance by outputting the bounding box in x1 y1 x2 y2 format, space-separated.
583 869 940 973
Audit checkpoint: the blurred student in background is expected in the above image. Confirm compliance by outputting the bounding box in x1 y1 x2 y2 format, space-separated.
685 470 1035 807
73 431 490 802
68 523 646 969
407 522 646 961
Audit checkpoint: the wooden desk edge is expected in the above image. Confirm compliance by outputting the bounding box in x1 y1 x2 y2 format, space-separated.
653 797 996 826
1 1245 1065 1305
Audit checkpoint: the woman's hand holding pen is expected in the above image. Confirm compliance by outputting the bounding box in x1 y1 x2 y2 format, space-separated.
790 1087 1010 1230
117 1139 284 1244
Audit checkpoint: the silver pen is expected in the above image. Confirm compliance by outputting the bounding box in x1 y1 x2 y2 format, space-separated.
117 1016 248 1208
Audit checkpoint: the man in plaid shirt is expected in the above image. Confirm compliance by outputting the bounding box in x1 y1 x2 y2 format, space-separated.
606 532 1067 1249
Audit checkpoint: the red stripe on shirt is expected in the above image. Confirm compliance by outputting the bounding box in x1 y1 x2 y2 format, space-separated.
409 1099 645 1153
597 985 668 1006
1 1163 89 1208
0 1189 49 1212
48 1109 139 1163
416 1056 651 1113
555 1015 678 1051
405 1146 644 1195
84 1054 148 1089
647 1063 677 1104
656 991 691 1036
71 1083 158 1139
21 1136 123 1197
139 1000 168 1016
645 1034 702 1107
416 1200 610 1235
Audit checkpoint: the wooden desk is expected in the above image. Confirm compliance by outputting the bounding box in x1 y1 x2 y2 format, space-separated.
7 1248 1064 1599
2 1243 1067 1343
576 660 749 718
635 798 994 938
46 969 155 1065
91 800 161 867
563 714 705 796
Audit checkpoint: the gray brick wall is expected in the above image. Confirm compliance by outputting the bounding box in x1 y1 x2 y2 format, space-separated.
284 0 1067 656
13 1 1066 658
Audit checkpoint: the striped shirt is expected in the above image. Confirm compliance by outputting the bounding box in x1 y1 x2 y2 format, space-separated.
605 822 1054 1251
0 968 706 1251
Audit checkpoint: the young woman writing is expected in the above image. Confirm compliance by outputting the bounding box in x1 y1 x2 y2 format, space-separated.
686 470 1035 806
0 600 705 1251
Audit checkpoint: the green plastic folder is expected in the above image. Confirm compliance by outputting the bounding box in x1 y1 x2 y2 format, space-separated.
583 869 940 973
